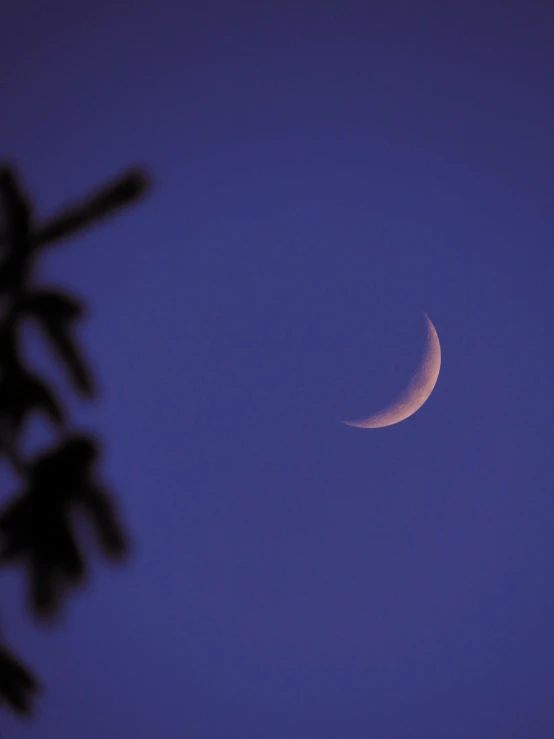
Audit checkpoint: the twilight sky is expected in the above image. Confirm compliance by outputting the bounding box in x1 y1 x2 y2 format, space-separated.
2 1 554 737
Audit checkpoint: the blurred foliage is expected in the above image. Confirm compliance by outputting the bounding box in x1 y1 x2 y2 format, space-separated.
0 164 150 724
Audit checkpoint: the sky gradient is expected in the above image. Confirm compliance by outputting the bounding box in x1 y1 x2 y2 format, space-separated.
2 1 554 736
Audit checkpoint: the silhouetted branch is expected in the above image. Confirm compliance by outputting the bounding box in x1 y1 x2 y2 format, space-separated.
0 167 150 260
32 169 149 249
0 162 149 724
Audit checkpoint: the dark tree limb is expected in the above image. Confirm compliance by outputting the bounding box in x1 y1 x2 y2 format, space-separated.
0 163 150 724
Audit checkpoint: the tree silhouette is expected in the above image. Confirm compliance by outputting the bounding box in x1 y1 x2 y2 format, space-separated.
0 164 150 725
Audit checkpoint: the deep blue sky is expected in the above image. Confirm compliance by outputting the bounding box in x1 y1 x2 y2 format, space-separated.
2 1 554 736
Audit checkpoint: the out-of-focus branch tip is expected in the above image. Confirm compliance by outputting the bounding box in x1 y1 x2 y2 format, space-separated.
0 641 40 717
31 167 152 249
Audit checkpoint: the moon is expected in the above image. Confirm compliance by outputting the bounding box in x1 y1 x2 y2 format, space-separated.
342 312 441 428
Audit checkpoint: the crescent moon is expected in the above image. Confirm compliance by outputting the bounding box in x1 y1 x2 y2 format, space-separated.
342 312 441 428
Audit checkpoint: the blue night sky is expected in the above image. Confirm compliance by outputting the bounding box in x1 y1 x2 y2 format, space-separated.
2 2 554 736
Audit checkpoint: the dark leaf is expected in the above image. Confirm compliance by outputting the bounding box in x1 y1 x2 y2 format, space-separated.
80 483 129 559
0 641 40 716
33 317 95 398
16 287 93 397
30 436 97 493
0 436 127 618
19 289 83 322
28 512 87 618
0 368 65 435
0 486 87 618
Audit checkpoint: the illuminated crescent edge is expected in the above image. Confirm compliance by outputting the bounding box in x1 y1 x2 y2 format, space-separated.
342 313 441 428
